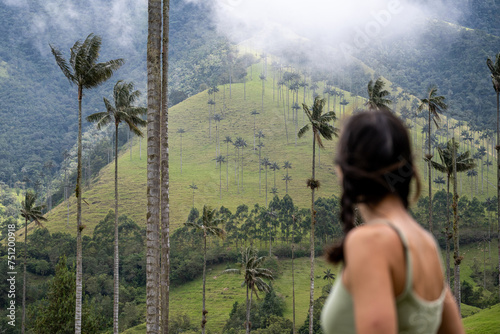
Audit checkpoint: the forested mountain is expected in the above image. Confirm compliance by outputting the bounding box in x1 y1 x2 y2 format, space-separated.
1 0 499 191
0 0 236 187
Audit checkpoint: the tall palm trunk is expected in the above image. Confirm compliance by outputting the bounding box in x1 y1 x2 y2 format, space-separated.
202 234 207 334
292 242 296 334
496 91 500 301
452 137 461 313
160 1 171 332
22 217 27 334
446 176 451 285
246 285 251 334
309 132 316 334
428 109 433 234
146 0 162 332
75 86 84 334
113 123 120 334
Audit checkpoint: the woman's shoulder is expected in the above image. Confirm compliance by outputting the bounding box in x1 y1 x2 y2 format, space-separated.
344 223 403 263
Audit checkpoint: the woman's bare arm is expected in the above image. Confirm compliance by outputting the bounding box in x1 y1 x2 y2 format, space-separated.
438 288 465 334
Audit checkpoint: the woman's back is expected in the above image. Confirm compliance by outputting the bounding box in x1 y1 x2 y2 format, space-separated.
322 211 447 334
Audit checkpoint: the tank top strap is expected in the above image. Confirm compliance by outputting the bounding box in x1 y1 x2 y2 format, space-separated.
370 219 413 296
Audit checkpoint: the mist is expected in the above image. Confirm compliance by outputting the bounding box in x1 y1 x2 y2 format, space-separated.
186 0 463 65
1 0 147 56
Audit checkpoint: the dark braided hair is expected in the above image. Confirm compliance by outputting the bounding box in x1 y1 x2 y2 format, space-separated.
326 110 421 264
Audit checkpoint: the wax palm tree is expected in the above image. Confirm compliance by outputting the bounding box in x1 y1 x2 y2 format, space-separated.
270 162 280 188
467 169 478 199
365 77 392 112
260 158 271 207
260 74 266 113
223 136 232 190
20 191 47 334
484 159 493 195
214 114 223 162
283 161 292 194
298 96 338 334
186 206 226 334
431 138 475 291
322 269 335 285
222 247 274 334
251 110 259 151
487 53 500 299
176 128 186 174
433 176 446 189
216 155 226 200
50 33 123 333
87 80 146 333
419 86 447 235
189 182 198 208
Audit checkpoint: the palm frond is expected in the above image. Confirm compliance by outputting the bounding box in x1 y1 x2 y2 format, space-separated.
297 124 310 138
49 45 75 84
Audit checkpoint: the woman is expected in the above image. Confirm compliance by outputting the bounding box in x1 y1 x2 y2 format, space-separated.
321 110 464 334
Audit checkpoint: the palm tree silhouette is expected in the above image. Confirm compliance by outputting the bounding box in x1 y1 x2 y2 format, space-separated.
251 110 260 151
298 96 338 334
177 128 186 174
223 136 232 190
189 182 198 208
270 162 280 188
186 206 225 334
87 81 146 330
20 191 47 334
261 158 271 206
222 247 274 334
50 34 123 332
283 161 292 194
419 86 447 235
215 155 226 200
431 138 475 291
487 53 500 299
365 77 392 112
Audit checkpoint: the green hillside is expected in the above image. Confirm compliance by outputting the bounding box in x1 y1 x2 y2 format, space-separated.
464 304 500 334
121 257 335 334
35 57 497 239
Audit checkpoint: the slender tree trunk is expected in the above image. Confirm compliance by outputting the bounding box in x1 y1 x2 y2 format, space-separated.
75 86 83 334
429 108 433 234
446 176 451 286
146 1 162 332
309 133 316 334
202 234 207 334
452 137 461 314
495 91 500 301
246 285 251 334
113 123 120 334
181 133 182 175
292 241 296 334
161 1 171 332
22 217 27 334
259 148 262 195
265 166 268 207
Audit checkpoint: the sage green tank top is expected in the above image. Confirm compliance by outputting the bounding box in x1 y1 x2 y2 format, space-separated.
321 222 446 334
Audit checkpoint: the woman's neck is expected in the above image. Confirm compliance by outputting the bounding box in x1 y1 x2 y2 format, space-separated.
357 195 408 225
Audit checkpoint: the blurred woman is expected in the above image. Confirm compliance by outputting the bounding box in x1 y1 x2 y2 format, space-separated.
321 110 464 334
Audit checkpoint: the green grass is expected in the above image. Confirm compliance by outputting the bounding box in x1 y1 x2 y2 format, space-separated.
37 59 494 239
461 303 482 318
463 304 500 334
123 256 335 334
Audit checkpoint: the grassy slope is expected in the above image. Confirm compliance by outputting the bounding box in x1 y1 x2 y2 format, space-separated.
37 60 496 237
463 304 500 334
123 257 335 334
43 62 354 235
